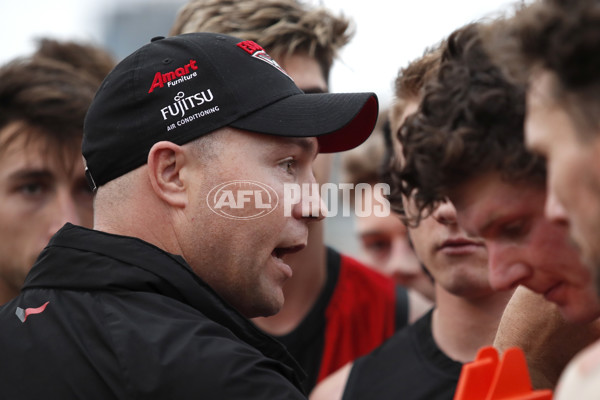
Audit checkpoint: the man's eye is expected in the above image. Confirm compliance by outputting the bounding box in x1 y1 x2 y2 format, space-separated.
500 220 527 238
281 159 296 174
19 183 44 196
367 240 390 252
361 236 392 256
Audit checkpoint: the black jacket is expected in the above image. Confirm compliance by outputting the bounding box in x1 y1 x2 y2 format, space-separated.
0 224 306 399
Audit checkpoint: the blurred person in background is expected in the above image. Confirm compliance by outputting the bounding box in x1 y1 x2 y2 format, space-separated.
0 40 114 304
342 108 435 303
312 37 513 400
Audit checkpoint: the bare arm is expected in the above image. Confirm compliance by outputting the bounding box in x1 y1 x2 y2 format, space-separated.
309 362 352 400
494 286 600 389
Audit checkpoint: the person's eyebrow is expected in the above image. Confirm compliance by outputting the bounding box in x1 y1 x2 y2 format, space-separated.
360 230 386 238
7 169 53 182
479 211 519 237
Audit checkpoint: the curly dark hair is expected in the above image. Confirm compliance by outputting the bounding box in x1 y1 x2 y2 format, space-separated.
392 22 546 224
484 0 600 137
383 45 442 215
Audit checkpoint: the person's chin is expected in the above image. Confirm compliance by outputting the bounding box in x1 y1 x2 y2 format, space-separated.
255 300 284 318
258 287 286 318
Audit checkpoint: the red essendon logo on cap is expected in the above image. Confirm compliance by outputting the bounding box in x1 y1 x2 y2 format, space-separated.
236 41 292 80
148 59 199 94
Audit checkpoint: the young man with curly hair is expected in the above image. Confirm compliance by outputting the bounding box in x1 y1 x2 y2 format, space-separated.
396 21 600 390
311 39 517 400
340 110 435 302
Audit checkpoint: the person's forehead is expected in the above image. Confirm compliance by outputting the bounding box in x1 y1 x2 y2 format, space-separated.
528 70 555 105
0 123 83 179
0 121 79 153
284 136 319 154
256 134 319 156
525 71 556 137
452 173 544 228
357 213 406 235
275 52 328 93
0 143 84 182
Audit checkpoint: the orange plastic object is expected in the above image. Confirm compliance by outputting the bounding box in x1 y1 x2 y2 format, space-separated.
453 346 553 400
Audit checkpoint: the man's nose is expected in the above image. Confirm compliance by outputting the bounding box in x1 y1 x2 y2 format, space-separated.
431 200 458 226
387 237 422 278
486 242 533 291
544 191 569 226
291 180 326 222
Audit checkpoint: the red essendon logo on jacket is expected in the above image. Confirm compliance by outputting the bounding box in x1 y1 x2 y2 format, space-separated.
148 59 199 94
236 41 292 80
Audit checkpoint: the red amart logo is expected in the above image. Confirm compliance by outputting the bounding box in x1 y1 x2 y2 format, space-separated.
148 59 199 93
207 180 279 220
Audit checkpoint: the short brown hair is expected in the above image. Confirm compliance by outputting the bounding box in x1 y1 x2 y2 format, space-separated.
33 38 115 85
0 57 99 160
393 23 545 223
484 0 600 138
170 0 352 82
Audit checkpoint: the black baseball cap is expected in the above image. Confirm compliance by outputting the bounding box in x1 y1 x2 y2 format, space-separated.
83 32 378 189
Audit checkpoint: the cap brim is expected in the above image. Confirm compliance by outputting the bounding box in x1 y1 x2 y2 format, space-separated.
229 92 378 152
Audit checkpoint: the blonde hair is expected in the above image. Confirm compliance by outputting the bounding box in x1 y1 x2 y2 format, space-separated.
170 0 353 82
389 45 442 136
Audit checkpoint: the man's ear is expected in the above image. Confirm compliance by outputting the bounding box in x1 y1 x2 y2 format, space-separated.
147 141 188 208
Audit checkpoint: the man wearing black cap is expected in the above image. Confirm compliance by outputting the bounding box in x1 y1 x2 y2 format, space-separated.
0 33 378 399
